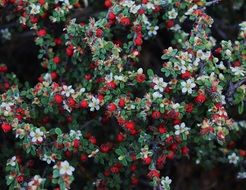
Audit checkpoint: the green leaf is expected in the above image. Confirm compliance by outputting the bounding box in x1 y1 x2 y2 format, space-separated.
115 148 123 155
147 69 154 77
55 128 62 135
238 101 244 114
53 170 60 178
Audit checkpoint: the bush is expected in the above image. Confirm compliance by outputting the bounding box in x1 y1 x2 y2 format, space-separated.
0 0 245 189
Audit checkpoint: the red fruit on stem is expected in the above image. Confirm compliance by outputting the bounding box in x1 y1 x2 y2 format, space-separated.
1 123 12 133
54 94 63 104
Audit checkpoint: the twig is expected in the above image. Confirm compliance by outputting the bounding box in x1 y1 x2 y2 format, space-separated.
226 77 246 105
199 61 206 76
206 0 221 6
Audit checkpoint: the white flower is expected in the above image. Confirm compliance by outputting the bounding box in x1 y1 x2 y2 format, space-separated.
30 128 45 143
217 61 226 70
161 176 172 189
141 14 150 26
193 58 200 66
168 9 178 19
79 87 86 94
230 66 245 76
69 130 82 139
89 97 100 111
114 75 125 81
0 102 14 116
58 161 75 176
0 28 11 40
159 0 167 5
174 122 190 136
7 156 16 167
30 4 41 15
43 73 52 83
219 73 225 80
61 85 75 97
28 175 45 188
140 145 152 158
228 153 239 165
171 103 180 109
145 2 155 10
153 77 167 92
121 0 135 7
185 5 198 15
152 91 163 99
181 79 196 94
237 172 246 179
225 49 232 57
105 73 113 82
147 25 159 36
170 24 181 31
55 0 70 5
42 154 55 164
196 50 211 60
137 68 143 74
239 21 246 31
63 101 71 113
130 5 141 14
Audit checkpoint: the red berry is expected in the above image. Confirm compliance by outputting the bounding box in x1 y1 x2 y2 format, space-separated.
17 175 24 183
1 123 12 133
0 65 7 72
54 94 63 104
136 74 146 83
181 71 191 79
166 20 174 29
167 151 175 160
80 100 88 108
120 17 131 26
195 93 206 104
181 146 189 155
125 121 135 131
85 74 92 80
67 97 76 107
53 56 60 64
89 136 97 144
134 37 143 46
158 124 167 134
73 139 80 148
100 143 112 153
65 150 72 158
116 133 125 142
39 0 45 5
80 154 88 161
107 103 117 112
152 110 161 119
143 157 152 165
131 176 139 185
51 72 58 80
66 45 74 57
107 81 117 89
96 28 103 38
110 166 119 173
185 103 193 113
37 29 47 37
54 38 62 46
118 98 125 108
108 12 116 20
147 169 160 179
239 150 246 157
104 0 112 8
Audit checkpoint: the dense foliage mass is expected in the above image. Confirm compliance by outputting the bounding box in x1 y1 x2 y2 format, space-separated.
0 0 245 189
